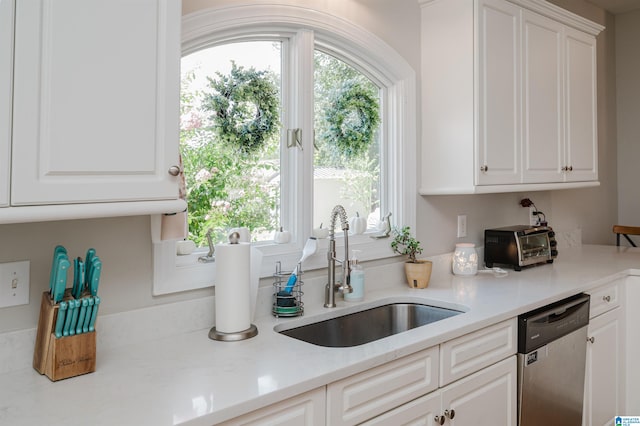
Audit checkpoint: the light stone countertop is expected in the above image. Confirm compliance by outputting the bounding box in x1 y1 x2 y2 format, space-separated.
0 244 638 425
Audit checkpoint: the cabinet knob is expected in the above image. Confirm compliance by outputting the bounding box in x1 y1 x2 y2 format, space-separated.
603 295 611 302
445 409 456 419
168 166 181 176
480 165 489 172
568 165 573 171
587 336 595 344
434 415 445 425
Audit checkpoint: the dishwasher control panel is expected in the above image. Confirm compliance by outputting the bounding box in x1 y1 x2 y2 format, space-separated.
518 293 590 353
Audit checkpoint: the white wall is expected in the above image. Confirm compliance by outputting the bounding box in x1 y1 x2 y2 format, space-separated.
0 0 618 333
615 9 640 227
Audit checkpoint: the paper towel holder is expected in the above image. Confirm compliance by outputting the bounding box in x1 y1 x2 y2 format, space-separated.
209 324 258 341
209 231 258 342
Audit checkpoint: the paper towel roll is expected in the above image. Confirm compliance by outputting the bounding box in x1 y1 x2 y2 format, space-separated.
214 242 251 333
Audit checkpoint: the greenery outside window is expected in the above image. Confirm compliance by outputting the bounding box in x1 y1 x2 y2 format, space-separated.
152 4 416 295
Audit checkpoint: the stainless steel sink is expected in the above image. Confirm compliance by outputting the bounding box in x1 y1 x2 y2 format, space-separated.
276 303 464 347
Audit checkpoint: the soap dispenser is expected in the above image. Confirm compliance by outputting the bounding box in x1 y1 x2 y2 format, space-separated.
345 250 365 302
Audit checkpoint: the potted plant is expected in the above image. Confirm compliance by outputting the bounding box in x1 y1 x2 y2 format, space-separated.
391 226 433 288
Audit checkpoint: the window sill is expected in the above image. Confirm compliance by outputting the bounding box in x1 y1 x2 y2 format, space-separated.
152 223 396 296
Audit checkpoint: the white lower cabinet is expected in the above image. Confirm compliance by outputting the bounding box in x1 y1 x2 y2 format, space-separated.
327 346 440 425
328 319 517 426
220 387 325 426
626 276 640 413
363 356 517 426
223 319 517 426
583 280 625 425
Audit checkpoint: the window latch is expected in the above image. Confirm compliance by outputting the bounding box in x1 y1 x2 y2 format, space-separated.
287 128 303 150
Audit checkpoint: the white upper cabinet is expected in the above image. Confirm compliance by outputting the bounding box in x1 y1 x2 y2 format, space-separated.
10 0 182 206
476 0 521 186
521 10 564 183
419 0 603 195
0 0 13 207
564 26 598 182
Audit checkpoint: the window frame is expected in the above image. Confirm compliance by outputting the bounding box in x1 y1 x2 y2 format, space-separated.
152 4 416 295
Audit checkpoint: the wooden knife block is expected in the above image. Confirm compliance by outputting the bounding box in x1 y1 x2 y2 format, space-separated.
33 291 96 381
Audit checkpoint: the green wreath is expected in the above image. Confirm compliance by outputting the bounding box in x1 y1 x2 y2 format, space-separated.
203 62 279 154
323 80 380 158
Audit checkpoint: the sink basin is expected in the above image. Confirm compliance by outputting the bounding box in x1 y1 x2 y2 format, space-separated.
276 303 464 347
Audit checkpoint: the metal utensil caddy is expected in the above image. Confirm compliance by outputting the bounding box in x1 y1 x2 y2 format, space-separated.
272 261 304 317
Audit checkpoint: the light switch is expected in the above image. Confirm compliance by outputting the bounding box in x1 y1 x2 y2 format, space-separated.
0 260 30 308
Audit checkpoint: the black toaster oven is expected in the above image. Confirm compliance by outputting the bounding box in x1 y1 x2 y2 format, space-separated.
484 225 558 271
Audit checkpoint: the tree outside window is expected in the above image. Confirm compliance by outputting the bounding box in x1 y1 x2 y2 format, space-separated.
180 41 381 246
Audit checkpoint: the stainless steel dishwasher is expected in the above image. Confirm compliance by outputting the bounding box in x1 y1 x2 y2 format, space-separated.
517 293 590 426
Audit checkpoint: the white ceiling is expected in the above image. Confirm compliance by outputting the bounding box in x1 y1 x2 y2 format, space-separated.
587 0 640 14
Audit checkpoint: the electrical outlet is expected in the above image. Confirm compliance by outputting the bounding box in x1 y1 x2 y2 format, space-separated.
0 260 30 308
529 206 538 226
457 215 467 238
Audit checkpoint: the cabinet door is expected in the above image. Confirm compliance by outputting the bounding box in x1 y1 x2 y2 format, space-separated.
0 0 12 207
583 307 623 426
564 27 597 182
11 0 181 205
441 356 517 426
221 387 325 426
476 0 521 185
521 10 564 183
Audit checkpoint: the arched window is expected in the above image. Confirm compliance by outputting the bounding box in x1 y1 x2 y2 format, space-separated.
153 4 416 294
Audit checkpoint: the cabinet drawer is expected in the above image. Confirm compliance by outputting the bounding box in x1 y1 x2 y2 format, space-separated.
587 280 620 318
440 318 516 386
360 389 441 426
327 346 439 426
221 387 325 426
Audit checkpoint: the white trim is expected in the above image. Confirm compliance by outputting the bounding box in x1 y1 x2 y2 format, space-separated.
418 0 604 36
152 3 416 295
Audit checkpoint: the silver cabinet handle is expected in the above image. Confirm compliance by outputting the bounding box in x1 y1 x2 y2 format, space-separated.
587 336 595 344
603 295 611 302
445 409 456 419
168 166 181 176
434 415 445 425
568 165 573 171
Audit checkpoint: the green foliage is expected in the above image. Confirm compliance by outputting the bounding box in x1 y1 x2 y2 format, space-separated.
314 53 380 167
322 80 380 159
202 62 280 154
391 226 423 263
313 51 381 216
180 47 382 246
180 66 279 246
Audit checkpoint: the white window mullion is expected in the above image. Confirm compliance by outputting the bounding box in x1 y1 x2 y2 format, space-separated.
286 29 315 247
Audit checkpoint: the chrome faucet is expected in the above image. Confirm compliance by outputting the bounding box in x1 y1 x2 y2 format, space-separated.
324 205 353 308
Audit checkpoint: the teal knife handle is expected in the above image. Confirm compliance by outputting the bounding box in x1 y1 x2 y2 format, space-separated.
83 297 95 333
53 258 70 303
50 245 67 294
55 302 68 339
85 248 96 286
68 300 80 336
88 296 100 332
63 300 74 337
76 298 89 335
89 257 101 296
